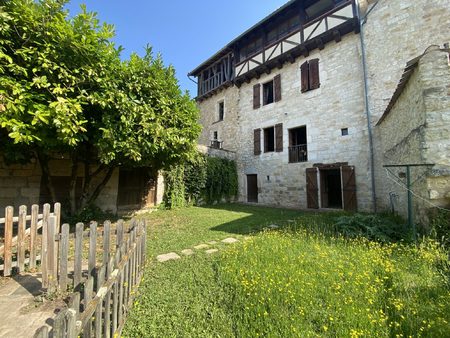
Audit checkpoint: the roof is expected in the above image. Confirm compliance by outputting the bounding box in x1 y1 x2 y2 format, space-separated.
188 0 298 76
376 46 449 126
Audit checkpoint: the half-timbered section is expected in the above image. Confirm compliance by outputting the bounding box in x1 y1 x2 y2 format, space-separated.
189 0 358 99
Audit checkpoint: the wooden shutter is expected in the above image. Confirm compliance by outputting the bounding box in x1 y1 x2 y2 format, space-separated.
253 84 261 109
306 168 319 209
274 74 282 102
275 123 283 152
254 129 261 155
341 166 357 212
309 58 320 90
300 61 310 93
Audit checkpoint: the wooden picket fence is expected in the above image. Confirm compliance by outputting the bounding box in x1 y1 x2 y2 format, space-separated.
34 218 147 337
0 203 61 276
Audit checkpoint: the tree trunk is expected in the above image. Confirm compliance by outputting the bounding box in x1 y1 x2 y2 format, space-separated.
36 151 56 204
85 166 115 206
68 153 79 215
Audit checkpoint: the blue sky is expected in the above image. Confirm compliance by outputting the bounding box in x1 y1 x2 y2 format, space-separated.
65 1 288 97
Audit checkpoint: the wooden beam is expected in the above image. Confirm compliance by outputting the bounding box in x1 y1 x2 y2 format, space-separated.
316 38 325 50
333 30 341 43
276 60 284 70
300 46 309 57
287 53 296 64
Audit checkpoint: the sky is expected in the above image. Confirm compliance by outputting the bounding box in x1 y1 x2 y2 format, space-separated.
65 0 288 97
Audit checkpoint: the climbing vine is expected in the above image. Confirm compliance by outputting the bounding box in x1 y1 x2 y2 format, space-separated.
163 153 238 208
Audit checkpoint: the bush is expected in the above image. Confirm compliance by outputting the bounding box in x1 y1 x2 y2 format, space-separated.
429 208 450 249
333 213 407 243
163 153 238 209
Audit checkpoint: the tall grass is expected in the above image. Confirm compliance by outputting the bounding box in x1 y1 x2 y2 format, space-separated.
218 230 450 337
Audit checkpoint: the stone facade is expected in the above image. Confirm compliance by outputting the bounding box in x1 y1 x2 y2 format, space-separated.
194 0 450 216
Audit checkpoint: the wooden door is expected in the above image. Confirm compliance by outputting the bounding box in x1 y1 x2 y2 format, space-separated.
247 175 258 203
117 168 155 210
341 166 357 212
306 168 319 209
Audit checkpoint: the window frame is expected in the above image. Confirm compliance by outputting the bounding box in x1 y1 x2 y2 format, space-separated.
264 126 275 153
218 101 225 121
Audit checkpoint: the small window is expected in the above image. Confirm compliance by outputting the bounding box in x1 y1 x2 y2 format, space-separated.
305 0 334 19
264 127 275 152
341 128 349 136
263 81 274 105
218 101 224 121
213 131 218 140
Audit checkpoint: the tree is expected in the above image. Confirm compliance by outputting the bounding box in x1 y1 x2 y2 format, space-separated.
0 0 200 214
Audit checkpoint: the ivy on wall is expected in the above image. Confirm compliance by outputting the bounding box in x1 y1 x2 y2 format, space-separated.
163 153 238 208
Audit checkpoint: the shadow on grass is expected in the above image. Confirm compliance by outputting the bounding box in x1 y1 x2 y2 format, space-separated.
203 203 347 236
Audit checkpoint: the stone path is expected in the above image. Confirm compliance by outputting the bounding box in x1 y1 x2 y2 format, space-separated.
0 274 63 338
156 237 241 263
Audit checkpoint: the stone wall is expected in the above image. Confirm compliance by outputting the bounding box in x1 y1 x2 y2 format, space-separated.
198 33 373 210
374 50 450 222
197 86 240 152
363 0 450 122
0 156 120 216
0 157 41 217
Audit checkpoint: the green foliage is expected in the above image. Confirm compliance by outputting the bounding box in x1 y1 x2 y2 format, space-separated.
429 208 450 249
163 164 186 208
163 154 238 209
203 156 238 204
333 213 407 243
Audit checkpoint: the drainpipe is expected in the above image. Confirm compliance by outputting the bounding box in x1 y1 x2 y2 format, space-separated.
357 0 379 212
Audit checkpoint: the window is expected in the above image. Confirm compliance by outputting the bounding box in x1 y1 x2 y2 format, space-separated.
301 59 320 93
240 38 263 62
289 126 308 163
218 101 224 121
341 128 349 136
264 127 275 152
213 131 218 140
263 81 274 105
254 74 282 109
255 124 283 155
266 15 301 44
211 131 222 149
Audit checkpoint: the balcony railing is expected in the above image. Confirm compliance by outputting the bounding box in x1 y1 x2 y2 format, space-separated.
289 144 308 163
210 140 223 149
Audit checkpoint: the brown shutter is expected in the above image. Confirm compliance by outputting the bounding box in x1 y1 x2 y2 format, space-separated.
274 74 282 102
254 129 261 155
306 168 319 209
309 58 320 90
300 61 309 93
341 166 357 212
275 123 283 152
253 84 261 109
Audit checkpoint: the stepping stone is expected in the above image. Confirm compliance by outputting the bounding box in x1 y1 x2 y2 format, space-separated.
208 241 218 245
205 249 219 254
181 249 194 256
156 252 181 262
194 244 209 250
222 237 239 244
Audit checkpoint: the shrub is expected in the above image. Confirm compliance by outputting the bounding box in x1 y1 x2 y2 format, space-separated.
333 213 407 243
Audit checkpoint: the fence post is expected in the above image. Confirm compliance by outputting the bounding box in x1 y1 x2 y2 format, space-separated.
88 222 97 278
41 204 50 288
3 206 14 276
59 223 70 292
103 221 111 274
30 205 39 270
17 205 27 273
47 216 57 293
74 223 84 289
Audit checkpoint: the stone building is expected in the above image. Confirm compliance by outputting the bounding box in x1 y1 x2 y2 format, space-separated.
189 0 450 218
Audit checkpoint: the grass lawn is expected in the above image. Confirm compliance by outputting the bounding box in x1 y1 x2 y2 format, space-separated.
122 204 450 337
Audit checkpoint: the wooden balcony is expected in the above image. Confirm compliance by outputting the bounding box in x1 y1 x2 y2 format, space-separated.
289 144 308 163
234 0 357 82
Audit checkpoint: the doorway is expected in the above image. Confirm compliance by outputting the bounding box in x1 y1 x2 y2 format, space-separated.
247 174 258 203
320 169 342 209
